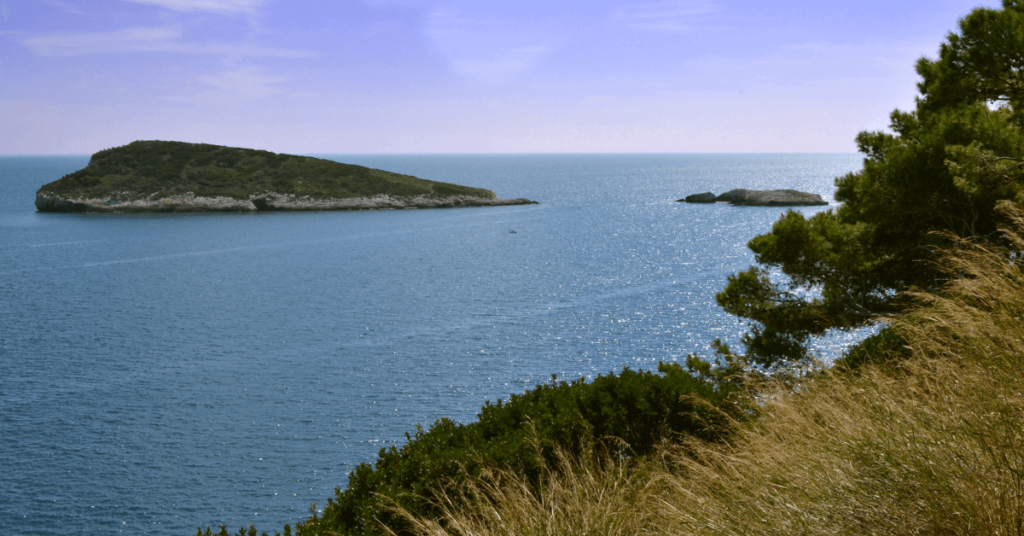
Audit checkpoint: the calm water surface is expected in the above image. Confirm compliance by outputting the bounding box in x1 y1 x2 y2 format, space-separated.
0 154 862 535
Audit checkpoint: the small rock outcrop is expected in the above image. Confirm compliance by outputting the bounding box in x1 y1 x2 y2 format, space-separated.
679 188 827 206
679 192 717 203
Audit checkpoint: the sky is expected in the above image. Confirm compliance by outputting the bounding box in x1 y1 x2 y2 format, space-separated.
0 0 1004 154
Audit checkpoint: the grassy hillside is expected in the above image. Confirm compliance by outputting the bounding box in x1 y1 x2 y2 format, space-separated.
389 205 1024 536
39 141 497 201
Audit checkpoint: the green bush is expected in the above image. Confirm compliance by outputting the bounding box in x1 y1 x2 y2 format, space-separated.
195 524 291 536
289 363 747 536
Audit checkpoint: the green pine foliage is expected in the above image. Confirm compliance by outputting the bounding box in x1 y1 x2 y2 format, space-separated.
285 363 746 536
833 326 911 370
716 0 1024 367
41 140 496 202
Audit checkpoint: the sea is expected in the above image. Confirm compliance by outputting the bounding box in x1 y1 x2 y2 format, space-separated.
0 154 864 535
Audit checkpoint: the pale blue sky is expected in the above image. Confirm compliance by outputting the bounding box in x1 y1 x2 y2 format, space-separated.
0 0 1001 154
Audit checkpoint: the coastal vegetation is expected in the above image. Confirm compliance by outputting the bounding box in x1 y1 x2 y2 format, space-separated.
198 2 1024 535
390 210 1024 534
716 0 1024 366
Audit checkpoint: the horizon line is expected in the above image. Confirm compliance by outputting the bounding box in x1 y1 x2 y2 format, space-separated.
0 151 864 157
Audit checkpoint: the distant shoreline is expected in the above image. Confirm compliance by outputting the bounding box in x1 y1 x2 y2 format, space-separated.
35 192 537 213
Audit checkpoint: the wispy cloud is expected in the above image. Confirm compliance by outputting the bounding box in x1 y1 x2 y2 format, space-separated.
453 46 548 83
159 67 289 106
46 1 86 15
121 0 267 15
193 67 288 102
611 0 716 31
21 26 313 57
425 8 550 83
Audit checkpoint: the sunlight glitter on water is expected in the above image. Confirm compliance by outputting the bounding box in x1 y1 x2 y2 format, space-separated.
0 153 863 535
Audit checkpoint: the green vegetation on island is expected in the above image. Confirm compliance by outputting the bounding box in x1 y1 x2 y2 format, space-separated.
35 141 535 213
199 3 1024 535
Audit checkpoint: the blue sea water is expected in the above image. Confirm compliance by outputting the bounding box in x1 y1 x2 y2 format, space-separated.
0 154 863 535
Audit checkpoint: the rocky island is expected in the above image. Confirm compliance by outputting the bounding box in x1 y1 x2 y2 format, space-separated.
679 188 827 206
35 141 537 213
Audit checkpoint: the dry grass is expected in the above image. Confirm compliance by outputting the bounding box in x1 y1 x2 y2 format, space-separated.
390 203 1024 536
387 442 660 536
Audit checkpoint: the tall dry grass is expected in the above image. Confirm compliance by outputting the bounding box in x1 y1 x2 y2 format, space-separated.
392 203 1024 536
388 440 660 536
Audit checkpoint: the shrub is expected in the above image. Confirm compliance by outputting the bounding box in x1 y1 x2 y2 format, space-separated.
196 524 291 536
292 363 746 536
